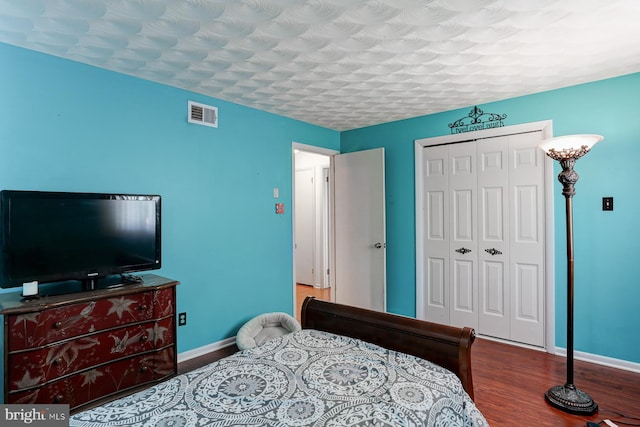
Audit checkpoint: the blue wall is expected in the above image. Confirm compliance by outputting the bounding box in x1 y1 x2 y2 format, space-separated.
341 73 640 364
0 43 340 353
2 41 639 365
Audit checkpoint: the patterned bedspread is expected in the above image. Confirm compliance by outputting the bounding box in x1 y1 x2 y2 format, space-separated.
70 329 488 426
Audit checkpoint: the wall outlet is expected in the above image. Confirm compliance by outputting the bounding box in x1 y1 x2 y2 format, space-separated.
178 312 187 326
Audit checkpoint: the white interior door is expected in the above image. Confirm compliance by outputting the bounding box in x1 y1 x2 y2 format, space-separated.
295 168 315 286
333 148 386 312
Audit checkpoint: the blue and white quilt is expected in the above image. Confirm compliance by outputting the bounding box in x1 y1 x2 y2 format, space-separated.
70 329 488 426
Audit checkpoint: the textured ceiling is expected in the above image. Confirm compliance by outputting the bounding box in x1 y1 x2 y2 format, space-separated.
1 0 639 131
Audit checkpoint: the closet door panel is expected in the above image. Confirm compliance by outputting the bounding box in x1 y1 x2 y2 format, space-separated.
509 132 545 346
477 137 510 339
423 146 450 324
449 142 478 329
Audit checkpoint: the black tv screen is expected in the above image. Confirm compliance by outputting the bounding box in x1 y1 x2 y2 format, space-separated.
0 190 161 289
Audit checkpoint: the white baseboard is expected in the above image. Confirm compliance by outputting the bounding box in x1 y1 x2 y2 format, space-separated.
554 347 640 374
177 336 236 364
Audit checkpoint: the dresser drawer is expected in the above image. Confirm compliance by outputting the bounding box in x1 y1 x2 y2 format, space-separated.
7 316 174 391
8 347 176 408
7 292 155 351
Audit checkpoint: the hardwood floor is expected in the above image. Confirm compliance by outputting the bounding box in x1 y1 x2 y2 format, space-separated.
179 333 640 426
471 338 640 426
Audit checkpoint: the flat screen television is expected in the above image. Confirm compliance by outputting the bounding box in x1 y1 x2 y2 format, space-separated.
0 190 161 291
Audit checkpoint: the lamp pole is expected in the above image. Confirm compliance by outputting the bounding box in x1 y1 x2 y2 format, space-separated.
564 178 575 388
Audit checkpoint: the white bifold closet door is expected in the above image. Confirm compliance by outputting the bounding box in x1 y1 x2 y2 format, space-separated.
423 132 545 347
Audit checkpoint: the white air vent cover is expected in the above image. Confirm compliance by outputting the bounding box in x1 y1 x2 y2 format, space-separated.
188 101 218 128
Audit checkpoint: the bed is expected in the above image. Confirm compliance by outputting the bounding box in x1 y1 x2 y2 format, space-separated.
70 297 487 426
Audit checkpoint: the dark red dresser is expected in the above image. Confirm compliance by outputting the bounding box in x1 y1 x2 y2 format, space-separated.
0 274 178 412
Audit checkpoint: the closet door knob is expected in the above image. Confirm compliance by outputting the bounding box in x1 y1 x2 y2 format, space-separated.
484 248 503 256
455 247 472 255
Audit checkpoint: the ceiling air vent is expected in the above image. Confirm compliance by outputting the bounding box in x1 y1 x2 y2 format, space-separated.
188 101 218 128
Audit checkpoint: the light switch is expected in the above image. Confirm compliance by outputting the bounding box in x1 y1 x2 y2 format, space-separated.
602 197 613 211
273 187 279 198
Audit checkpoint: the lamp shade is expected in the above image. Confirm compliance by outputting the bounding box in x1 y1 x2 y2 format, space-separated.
538 134 603 160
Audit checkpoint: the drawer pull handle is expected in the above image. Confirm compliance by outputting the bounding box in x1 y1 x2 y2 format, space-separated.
54 394 64 403
53 321 63 329
140 365 149 373
140 335 149 342
53 357 63 366
139 304 148 311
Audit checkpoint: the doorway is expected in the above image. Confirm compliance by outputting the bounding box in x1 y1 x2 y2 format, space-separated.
294 149 331 288
292 144 387 316
292 143 337 317
415 121 556 351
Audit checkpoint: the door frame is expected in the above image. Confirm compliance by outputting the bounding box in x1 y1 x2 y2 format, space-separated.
414 120 556 353
292 142 339 315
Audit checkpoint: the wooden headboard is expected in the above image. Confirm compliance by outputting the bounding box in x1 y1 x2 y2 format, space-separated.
300 296 476 400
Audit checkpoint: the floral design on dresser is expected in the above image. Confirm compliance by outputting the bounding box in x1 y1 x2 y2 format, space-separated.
45 337 101 369
14 371 43 390
148 322 170 346
107 296 137 319
80 369 104 388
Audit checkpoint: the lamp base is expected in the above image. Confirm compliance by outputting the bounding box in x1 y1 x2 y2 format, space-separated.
545 383 598 415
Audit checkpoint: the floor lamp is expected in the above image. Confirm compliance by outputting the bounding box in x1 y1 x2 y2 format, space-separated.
538 134 602 415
